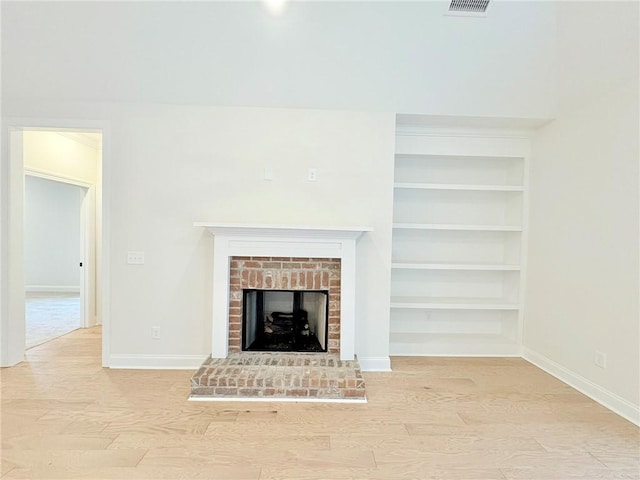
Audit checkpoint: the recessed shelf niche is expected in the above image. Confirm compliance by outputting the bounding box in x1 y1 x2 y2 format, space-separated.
389 124 530 356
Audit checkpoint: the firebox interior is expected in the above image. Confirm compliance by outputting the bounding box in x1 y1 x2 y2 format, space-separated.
242 289 328 352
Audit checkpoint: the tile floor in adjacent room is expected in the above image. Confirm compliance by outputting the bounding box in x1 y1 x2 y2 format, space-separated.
25 292 81 348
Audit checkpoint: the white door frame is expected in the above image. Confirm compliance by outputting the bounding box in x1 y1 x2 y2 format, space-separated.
1 118 110 367
24 170 96 328
80 185 96 329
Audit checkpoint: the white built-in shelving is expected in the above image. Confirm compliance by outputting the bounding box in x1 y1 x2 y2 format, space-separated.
394 183 524 192
393 223 523 232
389 123 530 356
391 262 520 271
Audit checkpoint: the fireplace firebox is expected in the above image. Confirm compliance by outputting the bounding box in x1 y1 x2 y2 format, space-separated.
227 255 341 355
242 289 328 352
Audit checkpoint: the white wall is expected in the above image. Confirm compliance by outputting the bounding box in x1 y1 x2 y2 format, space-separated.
2 102 395 367
525 1 639 423
24 176 84 291
0 130 26 366
1 1 556 119
113 104 394 365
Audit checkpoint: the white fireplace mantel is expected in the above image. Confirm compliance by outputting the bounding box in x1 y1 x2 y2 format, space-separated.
195 223 372 361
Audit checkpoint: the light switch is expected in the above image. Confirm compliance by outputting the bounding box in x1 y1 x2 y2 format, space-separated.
127 251 145 265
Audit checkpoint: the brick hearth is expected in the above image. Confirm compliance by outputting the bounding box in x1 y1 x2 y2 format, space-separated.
190 353 366 402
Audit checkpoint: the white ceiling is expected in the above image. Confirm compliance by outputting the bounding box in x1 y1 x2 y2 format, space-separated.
1 1 559 120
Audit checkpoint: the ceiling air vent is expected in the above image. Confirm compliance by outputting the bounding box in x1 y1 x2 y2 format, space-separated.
447 0 490 15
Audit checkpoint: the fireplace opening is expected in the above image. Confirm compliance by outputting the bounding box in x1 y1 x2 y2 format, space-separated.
242 289 329 352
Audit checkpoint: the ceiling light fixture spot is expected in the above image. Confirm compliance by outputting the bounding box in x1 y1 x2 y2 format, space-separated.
263 0 287 16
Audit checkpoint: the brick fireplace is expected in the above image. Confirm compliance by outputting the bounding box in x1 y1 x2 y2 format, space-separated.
195 223 371 361
229 256 341 354
192 224 371 401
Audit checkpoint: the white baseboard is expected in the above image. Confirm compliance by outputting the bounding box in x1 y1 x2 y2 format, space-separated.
108 354 208 370
522 347 640 426
358 356 392 372
26 285 80 293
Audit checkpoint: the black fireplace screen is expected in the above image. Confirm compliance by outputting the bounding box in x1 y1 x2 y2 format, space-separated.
242 289 329 352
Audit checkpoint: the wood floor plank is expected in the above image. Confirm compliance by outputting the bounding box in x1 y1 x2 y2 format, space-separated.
58 420 111 434
373 448 607 469
591 451 640 469
1 433 117 450
2 466 260 479
107 432 331 451
1 399 92 412
533 430 640 454
0 417 73 439
405 421 640 440
275 408 465 427
0 449 147 469
330 433 545 453
500 466 640 479
205 419 409 436
138 445 376 469
258 465 506 480
100 418 211 435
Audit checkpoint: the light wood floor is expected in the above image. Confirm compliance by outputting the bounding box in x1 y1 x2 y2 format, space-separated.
1 327 638 479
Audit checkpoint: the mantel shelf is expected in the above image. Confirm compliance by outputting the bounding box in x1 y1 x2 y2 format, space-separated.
195 222 372 240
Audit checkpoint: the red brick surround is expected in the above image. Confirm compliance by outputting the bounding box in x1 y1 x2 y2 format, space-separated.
228 256 341 354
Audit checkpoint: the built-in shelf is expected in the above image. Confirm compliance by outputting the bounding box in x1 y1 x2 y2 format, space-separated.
390 126 529 356
393 189 523 226
391 228 522 266
390 296 519 310
391 262 520 271
394 183 524 192
393 223 523 232
393 153 525 187
389 332 520 356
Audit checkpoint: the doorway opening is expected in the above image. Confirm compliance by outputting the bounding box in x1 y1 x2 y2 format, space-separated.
24 175 88 348
2 122 107 367
21 129 102 350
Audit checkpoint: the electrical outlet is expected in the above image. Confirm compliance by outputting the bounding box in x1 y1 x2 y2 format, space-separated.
308 168 317 182
595 350 607 369
127 251 145 265
152 326 161 339
264 167 274 181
